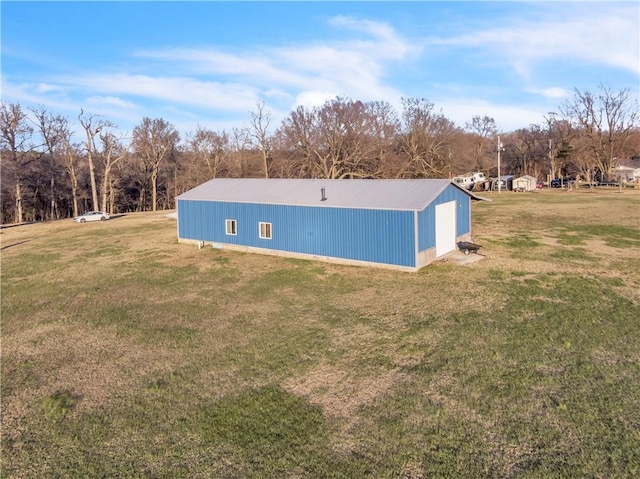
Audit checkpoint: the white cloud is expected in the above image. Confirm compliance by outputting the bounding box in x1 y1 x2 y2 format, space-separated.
432 3 640 77
263 89 294 102
1 78 76 113
35 83 66 94
294 90 338 109
328 15 415 59
529 87 570 99
134 15 412 109
548 88 568 100
86 95 136 109
56 73 260 112
438 98 551 132
136 48 305 87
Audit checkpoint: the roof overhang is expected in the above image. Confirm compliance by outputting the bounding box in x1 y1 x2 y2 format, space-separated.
447 181 491 202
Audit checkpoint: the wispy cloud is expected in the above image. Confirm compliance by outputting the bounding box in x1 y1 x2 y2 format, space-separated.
432 3 639 78
1 77 76 113
135 48 302 86
56 73 260 112
86 95 137 109
34 83 67 94
134 15 413 110
294 90 339 110
439 98 553 132
327 15 416 59
527 87 570 100
1 77 138 135
4 12 417 132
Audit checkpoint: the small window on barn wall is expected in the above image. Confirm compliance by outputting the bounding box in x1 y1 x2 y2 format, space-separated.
259 222 272 239
225 219 237 236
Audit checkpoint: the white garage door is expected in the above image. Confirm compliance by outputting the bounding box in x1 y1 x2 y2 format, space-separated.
435 201 456 257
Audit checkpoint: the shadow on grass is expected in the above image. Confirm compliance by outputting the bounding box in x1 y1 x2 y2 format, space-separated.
1 240 31 251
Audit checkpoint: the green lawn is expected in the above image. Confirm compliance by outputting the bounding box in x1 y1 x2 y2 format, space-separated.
2 189 639 478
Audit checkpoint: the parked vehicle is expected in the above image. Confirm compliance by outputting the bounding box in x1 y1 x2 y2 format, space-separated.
453 172 487 191
73 211 110 223
453 175 474 190
471 172 487 184
551 177 575 188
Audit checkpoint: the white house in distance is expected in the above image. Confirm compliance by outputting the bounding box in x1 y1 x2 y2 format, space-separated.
613 158 640 183
176 178 487 272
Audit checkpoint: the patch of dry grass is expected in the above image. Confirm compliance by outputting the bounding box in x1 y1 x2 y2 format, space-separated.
2 190 639 478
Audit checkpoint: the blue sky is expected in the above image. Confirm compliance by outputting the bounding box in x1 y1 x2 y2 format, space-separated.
2 1 638 136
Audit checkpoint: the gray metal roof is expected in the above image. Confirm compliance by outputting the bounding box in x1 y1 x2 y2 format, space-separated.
177 178 483 211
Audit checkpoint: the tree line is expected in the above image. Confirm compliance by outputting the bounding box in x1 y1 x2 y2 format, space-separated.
1 83 638 224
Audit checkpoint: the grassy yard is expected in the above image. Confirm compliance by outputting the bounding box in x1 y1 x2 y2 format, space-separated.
1 189 639 478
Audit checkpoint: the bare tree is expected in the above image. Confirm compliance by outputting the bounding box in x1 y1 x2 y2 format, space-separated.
31 107 68 219
278 98 384 179
131 117 180 211
312 97 376 179
229 127 253 177
542 115 576 183
78 110 114 211
359 100 400 178
397 97 458 178
465 115 497 172
99 131 128 213
507 125 548 179
107 150 134 212
61 136 82 218
276 105 317 178
560 84 639 182
569 136 599 188
187 127 231 181
249 101 273 178
0 102 44 223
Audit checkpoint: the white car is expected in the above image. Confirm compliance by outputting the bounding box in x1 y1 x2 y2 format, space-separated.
73 211 110 223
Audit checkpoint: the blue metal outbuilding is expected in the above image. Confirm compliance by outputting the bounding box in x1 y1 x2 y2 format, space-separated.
176 178 484 272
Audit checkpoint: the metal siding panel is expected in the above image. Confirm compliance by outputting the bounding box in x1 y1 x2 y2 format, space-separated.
417 204 435 251
272 206 415 267
416 184 472 252
178 199 251 244
179 200 415 267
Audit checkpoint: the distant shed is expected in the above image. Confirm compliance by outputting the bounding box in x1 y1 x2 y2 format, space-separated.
513 175 537 191
493 175 514 191
176 178 486 272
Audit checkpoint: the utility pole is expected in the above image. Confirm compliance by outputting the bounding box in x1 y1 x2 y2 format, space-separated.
497 136 504 194
547 138 556 188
